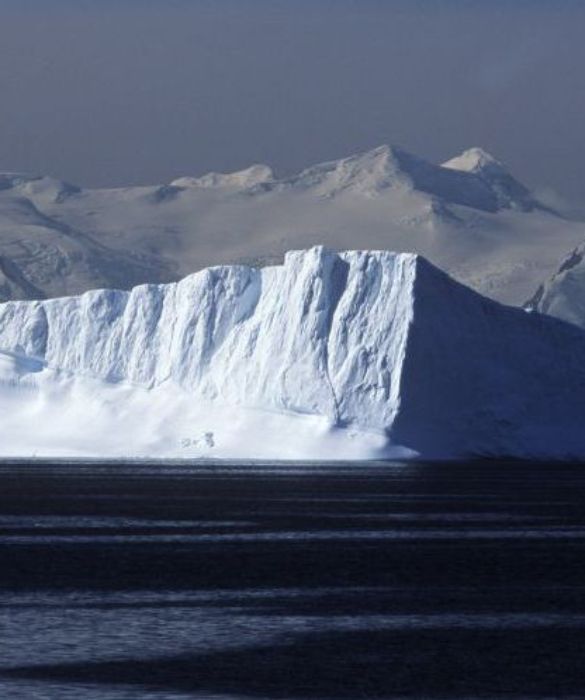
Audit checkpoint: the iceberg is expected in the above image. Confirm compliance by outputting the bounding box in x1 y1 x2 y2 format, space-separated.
1 247 585 460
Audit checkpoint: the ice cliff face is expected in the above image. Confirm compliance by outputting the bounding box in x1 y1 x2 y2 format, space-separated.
0 248 415 434
1 246 585 460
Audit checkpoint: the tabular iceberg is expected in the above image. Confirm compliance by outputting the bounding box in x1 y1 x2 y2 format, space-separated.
1 246 584 460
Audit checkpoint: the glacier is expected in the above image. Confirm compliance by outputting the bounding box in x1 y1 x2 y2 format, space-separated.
1 246 585 461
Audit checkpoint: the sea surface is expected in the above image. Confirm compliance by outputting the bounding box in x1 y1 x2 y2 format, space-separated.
0 461 584 699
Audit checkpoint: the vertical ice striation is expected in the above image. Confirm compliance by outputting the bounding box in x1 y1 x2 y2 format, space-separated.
0 247 418 428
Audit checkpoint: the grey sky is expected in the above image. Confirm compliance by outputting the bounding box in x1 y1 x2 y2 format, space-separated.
1 0 584 214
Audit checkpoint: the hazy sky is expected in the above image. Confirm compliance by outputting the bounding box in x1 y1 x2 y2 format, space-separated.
1 0 584 213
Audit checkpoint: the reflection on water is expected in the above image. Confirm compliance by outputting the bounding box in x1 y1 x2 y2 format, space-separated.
0 462 584 698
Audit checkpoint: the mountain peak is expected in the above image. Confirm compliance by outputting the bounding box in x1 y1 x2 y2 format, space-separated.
442 147 503 174
171 164 274 190
442 147 541 212
280 144 416 198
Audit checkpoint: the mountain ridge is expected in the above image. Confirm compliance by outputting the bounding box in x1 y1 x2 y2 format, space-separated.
0 144 581 306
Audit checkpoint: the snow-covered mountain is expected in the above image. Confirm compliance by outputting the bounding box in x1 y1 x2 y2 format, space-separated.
0 173 172 301
0 144 582 306
1 246 585 460
527 242 585 328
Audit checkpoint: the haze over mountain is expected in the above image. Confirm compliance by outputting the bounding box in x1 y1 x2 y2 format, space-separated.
0 144 582 306
2 1 585 215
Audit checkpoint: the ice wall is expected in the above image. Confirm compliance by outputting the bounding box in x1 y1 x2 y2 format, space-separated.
2 246 585 458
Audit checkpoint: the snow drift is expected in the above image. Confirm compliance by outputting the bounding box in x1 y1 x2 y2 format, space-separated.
1 246 585 460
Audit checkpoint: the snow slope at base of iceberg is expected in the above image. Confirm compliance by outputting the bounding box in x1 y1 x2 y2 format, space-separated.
0 357 394 460
1 246 585 460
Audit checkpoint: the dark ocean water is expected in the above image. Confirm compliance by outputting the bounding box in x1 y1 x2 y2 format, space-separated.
0 462 584 699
